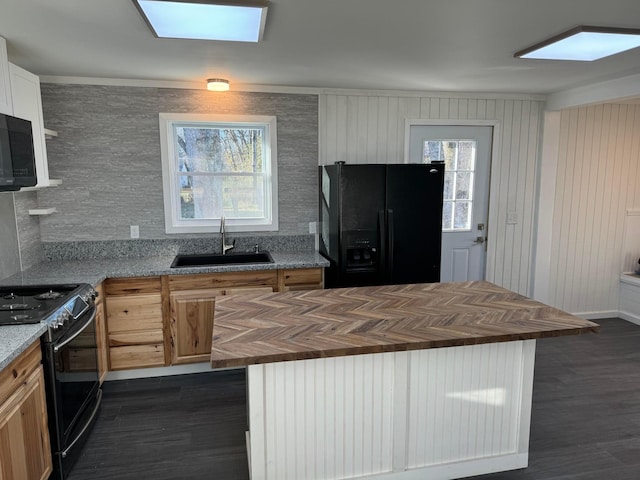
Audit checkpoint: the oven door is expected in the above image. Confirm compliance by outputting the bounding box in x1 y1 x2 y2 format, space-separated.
47 306 101 446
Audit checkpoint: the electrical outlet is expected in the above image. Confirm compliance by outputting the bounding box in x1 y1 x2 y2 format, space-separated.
507 212 518 225
130 225 140 239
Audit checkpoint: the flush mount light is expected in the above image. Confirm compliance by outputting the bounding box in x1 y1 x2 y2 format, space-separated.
133 0 269 42
515 26 640 61
207 78 230 91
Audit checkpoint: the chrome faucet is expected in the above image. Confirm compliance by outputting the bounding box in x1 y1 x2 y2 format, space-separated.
220 216 236 255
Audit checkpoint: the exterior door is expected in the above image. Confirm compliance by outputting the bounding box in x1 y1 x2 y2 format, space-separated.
408 125 492 282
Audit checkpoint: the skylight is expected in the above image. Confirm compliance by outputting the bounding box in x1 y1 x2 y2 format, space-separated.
515 26 640 61
133 0 269 43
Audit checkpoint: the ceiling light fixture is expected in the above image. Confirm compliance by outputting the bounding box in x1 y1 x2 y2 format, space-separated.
133 0 269 42
515 26 640 61
207 78 230 91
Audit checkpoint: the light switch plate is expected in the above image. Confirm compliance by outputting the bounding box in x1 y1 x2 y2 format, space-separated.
130 225 140 238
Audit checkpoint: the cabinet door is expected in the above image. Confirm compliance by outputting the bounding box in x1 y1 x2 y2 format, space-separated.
170 286 275 365
9 63 48 187
170 289 225 365
0 37 12 115
0 366 52 480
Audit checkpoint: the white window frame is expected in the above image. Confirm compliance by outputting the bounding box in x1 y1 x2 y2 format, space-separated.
159 113 278 233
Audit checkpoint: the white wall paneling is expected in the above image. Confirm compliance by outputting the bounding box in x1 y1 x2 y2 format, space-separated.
532 111 561 304
247 340 536 480
547 104 640 315
319 93 543 295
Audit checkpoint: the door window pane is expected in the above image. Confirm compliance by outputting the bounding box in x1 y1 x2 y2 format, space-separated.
457 141 476 170
455 172 473 200
443 172 455 201
442 201 453 231
424 139 477 232
454 201 471 230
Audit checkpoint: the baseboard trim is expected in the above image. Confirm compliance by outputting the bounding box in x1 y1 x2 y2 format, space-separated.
571 310 619 320
362 453 529 480
619 311 640 326
104 362 242 381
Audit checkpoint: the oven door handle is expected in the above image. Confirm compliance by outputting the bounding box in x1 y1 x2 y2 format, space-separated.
61 388 102 458
53 307 97 353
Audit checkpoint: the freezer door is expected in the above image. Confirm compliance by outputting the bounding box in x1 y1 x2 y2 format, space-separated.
337 164 387 286
386 163 444 284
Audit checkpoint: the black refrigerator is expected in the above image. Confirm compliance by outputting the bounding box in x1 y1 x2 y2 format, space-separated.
319 162 445 288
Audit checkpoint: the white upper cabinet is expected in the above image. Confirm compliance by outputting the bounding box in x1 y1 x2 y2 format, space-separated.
0 37 13 115
9 63 50 188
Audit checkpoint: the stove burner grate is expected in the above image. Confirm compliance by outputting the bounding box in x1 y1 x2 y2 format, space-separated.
3 293 18 300
0 303 33 311
35 290 64 300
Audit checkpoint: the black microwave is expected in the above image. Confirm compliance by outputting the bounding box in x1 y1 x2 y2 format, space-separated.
0 113 37 191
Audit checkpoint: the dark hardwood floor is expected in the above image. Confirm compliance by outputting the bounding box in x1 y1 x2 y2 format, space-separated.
68 318 640 480
67 369 250 480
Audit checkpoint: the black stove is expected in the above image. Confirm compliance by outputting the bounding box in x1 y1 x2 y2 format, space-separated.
0 284 96 336
1 283 101 480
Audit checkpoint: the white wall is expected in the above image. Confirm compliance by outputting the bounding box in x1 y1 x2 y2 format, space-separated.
318 92 544 295
542 104 640 316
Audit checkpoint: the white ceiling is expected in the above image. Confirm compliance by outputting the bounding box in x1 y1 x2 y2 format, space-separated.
2 0 640 95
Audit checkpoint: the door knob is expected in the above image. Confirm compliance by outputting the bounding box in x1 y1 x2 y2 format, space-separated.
474 236 485 244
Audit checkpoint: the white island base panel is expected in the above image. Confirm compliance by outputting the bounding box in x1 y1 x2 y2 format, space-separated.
247 340 536 480
620 274 640 325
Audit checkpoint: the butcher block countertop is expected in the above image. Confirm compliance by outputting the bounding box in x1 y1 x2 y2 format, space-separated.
210 280 599 368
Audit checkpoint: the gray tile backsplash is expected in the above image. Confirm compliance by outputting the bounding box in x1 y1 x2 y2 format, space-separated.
13 190 44 269
43 235 315 261
37 85 319 242
0 192 20 279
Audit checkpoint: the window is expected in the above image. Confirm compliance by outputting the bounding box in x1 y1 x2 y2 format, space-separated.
423 139 476 231
159 113 278 233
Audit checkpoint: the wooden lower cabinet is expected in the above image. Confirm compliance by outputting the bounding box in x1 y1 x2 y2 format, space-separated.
104 276 167 370
168 271 279 365
0 342 52 480
102 268 324 370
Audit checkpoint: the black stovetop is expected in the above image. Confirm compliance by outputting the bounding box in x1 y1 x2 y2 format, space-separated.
0 284 82 326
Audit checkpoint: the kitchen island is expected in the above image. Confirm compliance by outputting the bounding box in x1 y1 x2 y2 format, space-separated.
212 281 599 480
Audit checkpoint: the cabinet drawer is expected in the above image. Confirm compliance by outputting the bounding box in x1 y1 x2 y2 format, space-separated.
168 270 278 291
108 330 164 347
106 293 163 333
281 268 323 287
224 286 275 295
109 344 165 370
105 276 161 295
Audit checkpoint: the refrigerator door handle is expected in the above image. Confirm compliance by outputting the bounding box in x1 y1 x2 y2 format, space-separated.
378 209 387 281
387 209 394 282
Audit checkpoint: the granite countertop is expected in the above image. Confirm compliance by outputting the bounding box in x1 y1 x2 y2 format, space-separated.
0 250 329 371
210 280 600 368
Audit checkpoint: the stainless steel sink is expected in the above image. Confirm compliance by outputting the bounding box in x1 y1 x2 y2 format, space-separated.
170 251 274 268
